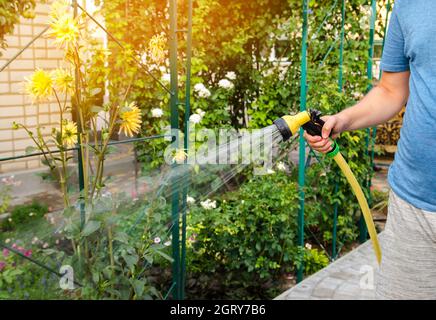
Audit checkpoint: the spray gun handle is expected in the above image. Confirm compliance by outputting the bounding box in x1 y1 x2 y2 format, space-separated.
302 109 339 156
302 109 329 137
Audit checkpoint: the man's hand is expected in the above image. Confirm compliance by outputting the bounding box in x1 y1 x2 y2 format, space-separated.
303 114 349 153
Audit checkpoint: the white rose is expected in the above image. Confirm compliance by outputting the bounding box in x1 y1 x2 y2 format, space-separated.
161 73 171 83
140 52 147 64
198 88 211 98
151 108 164 118
218 79 234 90
187 196 195 204
194 83 211 98
196 109 206 118
200 199 216 210
194 83 206 92
225 71 236 80
189 113 202 124
277 162 286 171
173 149 187 164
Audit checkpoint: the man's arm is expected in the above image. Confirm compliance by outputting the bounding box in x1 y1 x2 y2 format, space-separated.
305 70 410 153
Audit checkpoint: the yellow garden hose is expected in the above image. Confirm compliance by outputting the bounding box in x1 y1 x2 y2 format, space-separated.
330 150 382 264
274 110 382 264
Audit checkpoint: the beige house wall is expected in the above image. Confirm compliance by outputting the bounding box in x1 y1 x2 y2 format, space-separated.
0 1 70 174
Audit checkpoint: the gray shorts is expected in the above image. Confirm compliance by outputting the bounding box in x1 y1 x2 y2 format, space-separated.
375 190 436 299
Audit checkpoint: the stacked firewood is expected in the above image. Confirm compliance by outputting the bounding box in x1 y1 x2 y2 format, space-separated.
375 107 405 152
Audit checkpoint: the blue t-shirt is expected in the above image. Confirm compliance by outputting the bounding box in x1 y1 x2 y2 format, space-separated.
380 0 436 212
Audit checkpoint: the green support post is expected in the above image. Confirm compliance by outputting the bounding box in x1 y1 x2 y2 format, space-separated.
338 0 345 92
297 0 309 283
332 0 345 260
73 0 85 228
366 0 376 90
180 0 193 300
332 182 339 259
169 0 181 299
361 0 377 243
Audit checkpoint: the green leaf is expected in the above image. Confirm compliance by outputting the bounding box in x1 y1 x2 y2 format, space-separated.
131 279 145 297
102 266 113 279
92 271 100 284
144 253 153 264
81 220 101 237
114 232 129 244
151 248 174 262
42 249 58 255
90 88 102 96
25 146 37 155
91 106 103 113
122 251 138 269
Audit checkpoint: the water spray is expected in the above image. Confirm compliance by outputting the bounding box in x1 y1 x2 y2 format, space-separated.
273 110 382 264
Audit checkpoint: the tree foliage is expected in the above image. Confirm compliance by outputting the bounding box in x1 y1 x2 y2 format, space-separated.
0 0 36 54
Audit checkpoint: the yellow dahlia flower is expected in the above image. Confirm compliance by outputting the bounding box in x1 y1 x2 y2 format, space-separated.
47 12 80 49
61 120 78 147
25 69 53 101
119 102 142 137
52 68 74 94
172 149 188 164
49 0 69 21
149 34 166 64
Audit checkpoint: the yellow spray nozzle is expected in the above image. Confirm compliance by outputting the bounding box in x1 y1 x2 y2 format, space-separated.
282 111 311 136
273 111 311 141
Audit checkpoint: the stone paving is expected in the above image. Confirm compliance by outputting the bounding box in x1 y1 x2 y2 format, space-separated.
276 232 386 300
275 158 390 300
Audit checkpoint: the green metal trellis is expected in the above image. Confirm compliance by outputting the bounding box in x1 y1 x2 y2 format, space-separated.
331 0 346 261
297 0 309 284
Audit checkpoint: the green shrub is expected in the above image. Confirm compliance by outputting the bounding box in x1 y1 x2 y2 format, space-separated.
371 188 389 214
1 201 48 231
294 246 330 276
0 1 36 54
0 243 61 299
185 171 300 298
0 185 11 216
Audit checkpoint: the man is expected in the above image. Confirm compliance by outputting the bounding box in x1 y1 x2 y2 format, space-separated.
304 0 436 299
